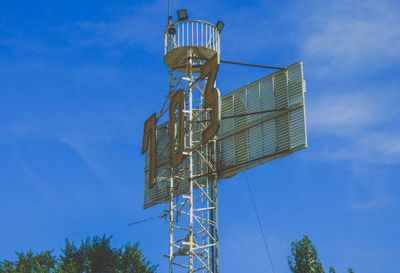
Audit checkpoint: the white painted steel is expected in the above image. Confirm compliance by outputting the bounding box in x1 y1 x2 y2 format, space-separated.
150 47 220 273
164 20 220 70
165 20 220 55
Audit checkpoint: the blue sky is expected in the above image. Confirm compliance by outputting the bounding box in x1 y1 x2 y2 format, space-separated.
1 0 399 272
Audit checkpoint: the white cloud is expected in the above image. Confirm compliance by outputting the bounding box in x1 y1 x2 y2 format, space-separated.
307 92 384 135
11 153 65 207
379 135 400 155
310 130 400 164
0 0 167 56
350 194 393 210
64 0 166 52
305 88 400 165
299 0 400 166
60 135 104 178
301 0 400 72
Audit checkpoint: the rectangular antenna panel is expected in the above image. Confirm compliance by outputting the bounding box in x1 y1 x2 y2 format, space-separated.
218 61 307 178
143 61 307 208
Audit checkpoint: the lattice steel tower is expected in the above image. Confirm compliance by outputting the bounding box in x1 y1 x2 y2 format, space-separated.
142 5 308 273
163 10 222 273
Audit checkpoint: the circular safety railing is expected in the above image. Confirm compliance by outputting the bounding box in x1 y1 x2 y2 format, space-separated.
164 20 220 68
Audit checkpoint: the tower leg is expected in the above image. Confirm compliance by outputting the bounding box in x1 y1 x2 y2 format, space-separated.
169 170 174 273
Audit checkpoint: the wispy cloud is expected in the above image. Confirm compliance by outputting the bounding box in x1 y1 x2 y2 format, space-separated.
1 0 166 56
300 0 400 166
307 92 385 135
305 87 400 165
301 0 400 73
350 194 393 210
65 12 164 52
11 152 64 207
60 135 105 179
60 131 144 206
309 131 400 164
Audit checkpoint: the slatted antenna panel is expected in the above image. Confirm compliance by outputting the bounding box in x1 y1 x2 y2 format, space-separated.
218 61 307 178
143 61 307 208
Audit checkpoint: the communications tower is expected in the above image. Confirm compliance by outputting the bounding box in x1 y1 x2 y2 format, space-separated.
141 5 307 273
163 9 223 273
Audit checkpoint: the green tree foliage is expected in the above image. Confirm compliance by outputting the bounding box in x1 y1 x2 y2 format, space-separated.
57 240 85 273
288 235 325 273
287 235 354 273
0 251 56 273
0 235 157 273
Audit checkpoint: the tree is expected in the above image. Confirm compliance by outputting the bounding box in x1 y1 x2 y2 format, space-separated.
117 243 156 273
57 239 86 273
0 250 56 273
287 235 355 273
288 235 325 273
0 235 157 273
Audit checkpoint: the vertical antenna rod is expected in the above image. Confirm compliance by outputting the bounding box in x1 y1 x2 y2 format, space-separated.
168 0 171 24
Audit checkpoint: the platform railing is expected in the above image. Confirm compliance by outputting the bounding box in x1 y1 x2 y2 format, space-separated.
165 20 220 56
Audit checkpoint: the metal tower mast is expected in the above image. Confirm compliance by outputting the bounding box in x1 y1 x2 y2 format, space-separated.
142 6 308 273
163 19 221 273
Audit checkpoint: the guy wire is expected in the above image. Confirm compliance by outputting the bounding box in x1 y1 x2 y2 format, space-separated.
244 173 276 273
128 213 167 226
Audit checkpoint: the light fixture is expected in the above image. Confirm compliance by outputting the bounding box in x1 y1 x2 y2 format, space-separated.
168 25 176 35
215 21 224 32
177 9 188 21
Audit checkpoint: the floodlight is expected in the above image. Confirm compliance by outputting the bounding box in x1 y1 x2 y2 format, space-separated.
177 9 188 21
215 21 224 32
168 25 176 35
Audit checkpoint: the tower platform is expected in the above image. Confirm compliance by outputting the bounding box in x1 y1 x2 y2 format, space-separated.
164 20 220 72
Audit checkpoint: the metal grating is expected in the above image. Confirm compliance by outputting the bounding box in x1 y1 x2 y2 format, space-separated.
143 61 307 208
218 61 307 178
143 116 212 209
